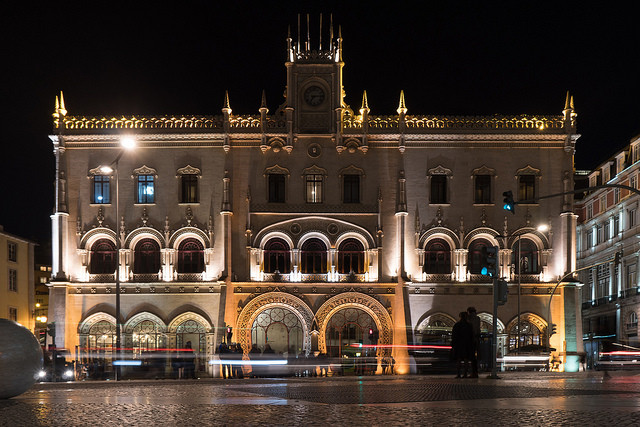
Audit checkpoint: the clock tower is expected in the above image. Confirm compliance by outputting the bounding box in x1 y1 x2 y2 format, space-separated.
285 15 344 135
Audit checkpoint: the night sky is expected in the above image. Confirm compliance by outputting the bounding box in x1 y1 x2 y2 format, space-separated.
2 1 639 249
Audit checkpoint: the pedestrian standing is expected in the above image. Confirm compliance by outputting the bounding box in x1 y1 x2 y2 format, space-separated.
452 311 473 378
467 306 481 378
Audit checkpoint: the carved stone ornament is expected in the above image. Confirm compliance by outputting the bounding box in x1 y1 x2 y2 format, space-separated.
307 143 322 158
176 165 201 177
132 165 158 177
427 165 453 176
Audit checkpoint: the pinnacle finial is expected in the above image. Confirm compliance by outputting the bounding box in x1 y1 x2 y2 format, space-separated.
260 90 268 112
564 91 571 110
59 91 67 116
397 90 407 115
570 95 575 110
223 90 231 113
359 90 370 115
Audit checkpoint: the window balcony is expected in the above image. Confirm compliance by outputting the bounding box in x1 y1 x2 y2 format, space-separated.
175 272 205 282
89 273 115 283
131 273 161 282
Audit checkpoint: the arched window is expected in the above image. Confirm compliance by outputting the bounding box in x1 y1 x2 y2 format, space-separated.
251 307 303 355
512 238 539 274
337 238 365 274
177 238 204 273
424 239 451 274
508 319 542 351
134 238 161 274
300 238 327 274
326 307 377 357
263 238 291 274
89 239 117 274
468 238 492 274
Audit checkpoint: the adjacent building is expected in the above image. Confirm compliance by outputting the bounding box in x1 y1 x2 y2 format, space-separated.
0 225 36 330
48 19 582 375
576 134 640 367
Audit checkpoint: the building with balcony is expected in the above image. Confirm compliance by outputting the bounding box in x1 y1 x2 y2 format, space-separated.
48 18 582 375
576 134 640 367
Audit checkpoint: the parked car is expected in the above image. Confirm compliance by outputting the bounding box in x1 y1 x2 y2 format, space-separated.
37 349 75 382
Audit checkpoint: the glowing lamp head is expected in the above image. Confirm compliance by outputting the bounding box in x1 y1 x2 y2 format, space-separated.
99 165 114 174
120 136 136 150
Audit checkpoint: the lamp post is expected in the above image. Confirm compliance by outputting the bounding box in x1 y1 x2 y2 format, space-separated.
100 136 135 381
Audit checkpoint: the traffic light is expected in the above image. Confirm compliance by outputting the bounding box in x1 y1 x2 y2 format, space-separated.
503 191 515 214
38 329 46 345
480 245 499 277
47 322 56 338
496 279 508 305
549 323 557 337
368 328 374 342
226 326 233 343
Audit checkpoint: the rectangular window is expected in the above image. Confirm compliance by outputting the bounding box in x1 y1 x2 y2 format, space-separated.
268 174 286 203
600 195 607 212
614 215 620 235
630 209 636 228
306 174 323 203
586 203 593 220
627 264 636 290
586 230 593 248
518 175 535 202
92 175 110 204
137 175 155 204
614 188 620 204
604 221 610 241
7 242 17 262
8 269 17 292
596 224 603 244
474 175 491 204
597 264 609 297
180 174 198 203
343 174 360 204
430 175 447 204
8 307 17 322
631 174 638 190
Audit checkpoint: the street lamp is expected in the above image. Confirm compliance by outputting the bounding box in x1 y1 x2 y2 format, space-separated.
100 136 136 381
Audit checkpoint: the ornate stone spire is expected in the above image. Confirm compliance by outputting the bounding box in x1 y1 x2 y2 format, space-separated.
222 90 232 114
359 90 370 116
397 90 407 115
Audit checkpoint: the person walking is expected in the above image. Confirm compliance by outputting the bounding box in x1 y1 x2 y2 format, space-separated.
452 311 474 378
467 307 481 378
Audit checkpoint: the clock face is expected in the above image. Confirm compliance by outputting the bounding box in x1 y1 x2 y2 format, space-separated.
303 86 325 106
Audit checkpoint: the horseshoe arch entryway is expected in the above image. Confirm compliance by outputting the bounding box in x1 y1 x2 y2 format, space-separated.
315 292 393 356
236 292 314 355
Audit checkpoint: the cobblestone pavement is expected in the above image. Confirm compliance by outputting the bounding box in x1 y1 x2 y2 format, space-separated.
2 372 640 426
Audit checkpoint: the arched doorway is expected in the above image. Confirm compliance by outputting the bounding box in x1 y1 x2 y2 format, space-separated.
251 306 304 355
236 293 314 355
316 292 393 360
505 313 547 352
325 307 377 357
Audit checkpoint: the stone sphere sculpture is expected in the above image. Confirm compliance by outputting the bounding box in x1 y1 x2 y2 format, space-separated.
0 318 43 399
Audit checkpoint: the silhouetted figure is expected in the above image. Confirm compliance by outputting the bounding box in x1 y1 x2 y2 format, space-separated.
218 342 231 379
184 341 196 379
452 311 473 378
467 306 481 378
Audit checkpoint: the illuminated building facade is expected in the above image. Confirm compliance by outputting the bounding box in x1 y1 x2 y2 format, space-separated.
576 135 640 367
49 19 582 374
0 226 36 330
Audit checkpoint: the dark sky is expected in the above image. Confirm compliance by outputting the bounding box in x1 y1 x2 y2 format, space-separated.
2 1 639 248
